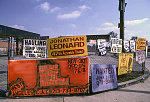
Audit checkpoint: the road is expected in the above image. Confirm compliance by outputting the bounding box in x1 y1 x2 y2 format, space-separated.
0 53 150 102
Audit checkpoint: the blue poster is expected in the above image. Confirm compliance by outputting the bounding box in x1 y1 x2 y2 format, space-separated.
91 64 117 93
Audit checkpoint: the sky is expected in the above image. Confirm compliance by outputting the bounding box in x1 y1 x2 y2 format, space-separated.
0 0 150 41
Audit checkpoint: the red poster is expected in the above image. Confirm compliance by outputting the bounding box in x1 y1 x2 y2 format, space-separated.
8 57 89 97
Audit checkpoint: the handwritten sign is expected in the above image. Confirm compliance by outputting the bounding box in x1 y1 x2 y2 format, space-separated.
124 40 130 52
130 40 136 52
118 53 133 75
136 50 145 64
47 35 88 58
8 57 89 97
91 64 117 92
23 39 47 58
136 38 146 50
111 38 122 53
97 39 107 56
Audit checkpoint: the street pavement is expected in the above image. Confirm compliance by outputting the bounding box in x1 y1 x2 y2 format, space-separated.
0 53 150 102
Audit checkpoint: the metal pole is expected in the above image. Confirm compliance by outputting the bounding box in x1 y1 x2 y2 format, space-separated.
8 37 11 60
16 37 19 55
11 37 14 59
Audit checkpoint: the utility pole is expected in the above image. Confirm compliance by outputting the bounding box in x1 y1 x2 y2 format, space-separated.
119 0 127 52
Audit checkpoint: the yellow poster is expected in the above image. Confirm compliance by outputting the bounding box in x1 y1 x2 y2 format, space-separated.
47 35 88 58
136 38 146 50
118 53 133 75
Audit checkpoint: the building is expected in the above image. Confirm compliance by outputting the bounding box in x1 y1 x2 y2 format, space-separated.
0 25 47 55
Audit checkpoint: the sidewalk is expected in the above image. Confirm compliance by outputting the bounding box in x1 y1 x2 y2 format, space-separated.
0 53 149 101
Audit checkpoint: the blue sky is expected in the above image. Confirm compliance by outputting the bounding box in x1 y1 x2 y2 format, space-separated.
0 0 150 41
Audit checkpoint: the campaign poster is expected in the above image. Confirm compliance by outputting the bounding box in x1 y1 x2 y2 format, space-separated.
136 38 146 50
91 64 117 93
130 40 136 52
97 39 107 56
124 40 130 52
136 50 145 64
118 53 134 75
23 39 47 58
111 38 122 53
47 35 88 58
8 57 89 97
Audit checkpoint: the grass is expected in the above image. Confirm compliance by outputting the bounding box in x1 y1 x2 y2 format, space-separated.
117 71 144 83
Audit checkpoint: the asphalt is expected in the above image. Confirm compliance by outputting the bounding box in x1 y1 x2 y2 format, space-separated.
0 52 149 100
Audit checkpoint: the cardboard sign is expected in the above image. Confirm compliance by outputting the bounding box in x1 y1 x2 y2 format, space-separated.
47 35 88 58
8 57 89 97
130 40 136 52
23 39 47 58
97 39 107 56
124 40 130 52
111 38 122 53
118 53 133 75
91 64 117 92
136 38 146 50
136 50 145 64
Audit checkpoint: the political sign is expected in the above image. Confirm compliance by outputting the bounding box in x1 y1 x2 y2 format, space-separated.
47 35 88 58
130 40 136 52
111 38 122 53
136 50 145 64
124 40 130 52
23 39 47 58
91 64 117 93
97 39 107 56
8 57 89 97
118 53 134 75
136 38 146 50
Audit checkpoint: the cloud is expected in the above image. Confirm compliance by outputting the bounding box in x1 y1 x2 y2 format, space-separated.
40 2 50 12
96 26 118 31
10 25 25 30
79 5 90 10
125 18 149 26
103 23 114 26
96 22 118 32
57 10 81 19
50 7 61 13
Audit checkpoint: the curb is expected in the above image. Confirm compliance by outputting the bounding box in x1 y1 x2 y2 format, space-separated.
118 67 150 88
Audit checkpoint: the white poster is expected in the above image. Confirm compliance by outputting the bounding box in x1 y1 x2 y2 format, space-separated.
130 40 136 52
97 39 107 55
91 64 117 93
111 38 122 53
23 39 47 58
136 50 145 64
124 40 130 52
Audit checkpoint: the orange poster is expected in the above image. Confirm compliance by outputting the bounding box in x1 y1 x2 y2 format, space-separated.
136 38 146 50
8 57 89 97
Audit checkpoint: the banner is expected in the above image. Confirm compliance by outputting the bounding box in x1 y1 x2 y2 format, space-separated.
130 40 136 52
124 40 130 52
136 50 145 64
89 40 96 44
47 35 88 58
118 53 133 75
8 57 89 97
111 38 122 53
91 64 117 92
23 39 47 58
136 38 146 50
97 39 107 56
